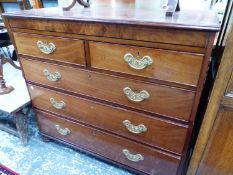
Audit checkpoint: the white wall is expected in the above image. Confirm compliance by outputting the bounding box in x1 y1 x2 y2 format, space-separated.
180 0 212 10
58 0 212 10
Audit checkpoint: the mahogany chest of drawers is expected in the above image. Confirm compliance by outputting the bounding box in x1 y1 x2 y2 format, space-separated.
3 3 219 175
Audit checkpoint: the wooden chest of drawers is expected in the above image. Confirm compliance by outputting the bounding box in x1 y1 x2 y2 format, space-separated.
3 3 219 175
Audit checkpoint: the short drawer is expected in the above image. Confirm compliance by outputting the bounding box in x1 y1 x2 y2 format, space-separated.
14 32 85 65
21 58 195 121
29 85 188 154
90 42 203 86
36 110 181 175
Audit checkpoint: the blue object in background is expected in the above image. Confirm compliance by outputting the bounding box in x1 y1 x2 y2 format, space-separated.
41 0 58 8
1 3 21 12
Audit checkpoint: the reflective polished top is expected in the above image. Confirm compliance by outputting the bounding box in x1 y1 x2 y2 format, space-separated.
3 0 220 31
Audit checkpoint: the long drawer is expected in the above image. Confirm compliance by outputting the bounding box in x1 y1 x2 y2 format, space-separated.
36 110 181 175
14 32 86 65
29 84 188 154
90 41 203 86
9 18 209 47
21 58 195 121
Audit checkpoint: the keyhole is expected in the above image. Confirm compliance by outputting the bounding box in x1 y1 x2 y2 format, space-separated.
136 51 140 59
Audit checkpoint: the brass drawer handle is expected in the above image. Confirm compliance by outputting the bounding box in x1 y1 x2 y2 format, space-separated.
122 149 144 162
43 69 61 82
37 40 56 54
124 53 153 70
55 125 70 136
50 98 66 109
123 120 147 134
123 87 150 102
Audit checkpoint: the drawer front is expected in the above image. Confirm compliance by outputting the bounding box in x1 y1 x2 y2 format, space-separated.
29 85 188 154
90 42 203 86
9 18 208 47
14 32 85 65
21 58 195 121
36 110 181 175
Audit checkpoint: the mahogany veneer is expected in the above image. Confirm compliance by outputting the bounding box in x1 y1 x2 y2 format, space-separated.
21 58 195 121
36 110 180 175
89 41 204 86
28 85 188 154
8 18 209 47
3 3 219 174
14 32 86 65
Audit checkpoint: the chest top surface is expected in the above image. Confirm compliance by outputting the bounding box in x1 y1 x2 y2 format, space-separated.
2 0 220 31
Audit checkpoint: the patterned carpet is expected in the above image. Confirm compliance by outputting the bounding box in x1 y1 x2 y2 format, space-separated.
0 110 133 175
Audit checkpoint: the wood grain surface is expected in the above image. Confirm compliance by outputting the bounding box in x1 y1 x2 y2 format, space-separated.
197 108 233 175
29 84 188 154
187 25 233 175
11 28 207 54
21 58 195 121
14 32 86 65
90 41 203 86
36 110 181 175
8 18 210 47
